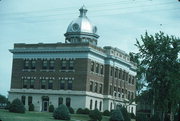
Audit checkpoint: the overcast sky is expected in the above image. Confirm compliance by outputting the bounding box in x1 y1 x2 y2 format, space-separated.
0 0 179 96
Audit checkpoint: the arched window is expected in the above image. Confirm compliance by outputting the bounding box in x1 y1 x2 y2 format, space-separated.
66 98 71 107
131 107 134 113
99 101 102 111
90 99 93 110
95 100 97 109
110 102 112 111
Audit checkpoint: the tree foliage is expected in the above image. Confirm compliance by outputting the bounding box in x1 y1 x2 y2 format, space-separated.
135 31 180 120
9 98 25 113
109 109 124 121
53 104 70 120
89 109 102 121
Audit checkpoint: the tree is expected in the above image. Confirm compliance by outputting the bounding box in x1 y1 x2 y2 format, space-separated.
89 109 102 121
135 31 180 121
109 109 124 121
53 104 70 120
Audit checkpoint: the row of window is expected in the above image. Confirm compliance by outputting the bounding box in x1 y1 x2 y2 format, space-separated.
90 99 102 111
21 96 32 105
89 81 103 94
110 67 135 85
24 59 74 70
91 61 104 75
22 79 73 90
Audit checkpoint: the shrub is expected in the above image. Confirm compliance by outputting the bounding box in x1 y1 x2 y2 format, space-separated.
83 108 90 114
76 108 83 114
136 114 148 121
49 105 54 112
29 103 34 111
149 115 160 121
120 107 130 121
5 101 11 110
109 109 124 121
53 104 70 120
68 107 74 114
9 98 25 113
89 109 102 121
103 110 111 116
129 112 136 119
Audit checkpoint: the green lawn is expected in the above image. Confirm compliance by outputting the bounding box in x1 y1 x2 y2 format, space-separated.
0 109 109 121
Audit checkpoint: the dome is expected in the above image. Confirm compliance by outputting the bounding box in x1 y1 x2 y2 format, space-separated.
66 6 97 34
64 5 99 45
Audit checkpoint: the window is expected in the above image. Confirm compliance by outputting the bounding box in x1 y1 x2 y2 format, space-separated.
94 83 98 92
42 60 48 69
100 65 103 74
110 85 112 95
90 81 93 91
123 71 125 80
24 60 29 69
58 97 63 105
67 79 72 90
69 60 74 70
91 61 94 72
21 96 26 105
115 69 118 78
132 77 135 85
96 64 99 73
48 80 53 89
23 80 28 88
90 99 93 110
131 92 134 100
31 60 36 69
66 98 71 107
28 96 32 105
30 80 34 89
61 60 67 70
110 102 112 110
119 69 122 79
99 84 102 94
49 60 54 70
110 67 113 76
60 80 65 89
129 75 131 84
99 101 102 111
95 100 97 109
128 91 130 100
41 80 46 89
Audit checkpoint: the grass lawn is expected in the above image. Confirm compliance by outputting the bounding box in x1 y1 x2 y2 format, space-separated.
0 109 109 121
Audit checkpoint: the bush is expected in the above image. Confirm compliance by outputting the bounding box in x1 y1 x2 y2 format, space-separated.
136 114 148 121
110 109 124 121
29 103 34 111
76 108 83 114
83 108 90 114
9 98 25 113
5 101 11 110
129 113 136 119
89 109 102 121
120 107 130 121
103 110 111 116
68 107 74 114
53 104 70 120
49 105 54 112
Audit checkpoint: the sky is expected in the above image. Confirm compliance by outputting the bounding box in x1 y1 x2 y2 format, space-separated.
0 0 179 97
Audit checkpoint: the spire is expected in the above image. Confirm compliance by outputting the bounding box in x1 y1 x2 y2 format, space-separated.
79 5 88 17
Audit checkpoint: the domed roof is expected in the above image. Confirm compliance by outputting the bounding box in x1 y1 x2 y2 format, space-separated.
66 5 98 34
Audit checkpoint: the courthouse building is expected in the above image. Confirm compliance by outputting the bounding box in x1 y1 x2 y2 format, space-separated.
8 6 137 114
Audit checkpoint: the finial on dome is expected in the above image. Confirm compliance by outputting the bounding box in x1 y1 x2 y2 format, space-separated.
79 5 88 17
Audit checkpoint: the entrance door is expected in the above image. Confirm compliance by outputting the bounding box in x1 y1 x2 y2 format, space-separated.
42 101 49 111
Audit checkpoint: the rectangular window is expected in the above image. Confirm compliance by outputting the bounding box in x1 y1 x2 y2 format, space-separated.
24 60 29 69
49 60 55 70
115 68 118 78
94 82 98 92
90 81 93 91
28 96 32 105
23 80 28 88
61 60 67 70
60 80 65 89
48 80 53 89
110 85 112 95
119 69 122 79
30 80 34 89
100 65 103 75
129 75 131 84
42 60 48 69
66 98 71 107
58 97 63 105
123 71 125 80
69 60 74 70
132 77 135 85
96 64 99 73
21 96 26 105
99 84 102 94
31 60 36 69
67 80 72 90
91 62 94 72
41 80 46 89
110 67 113 76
